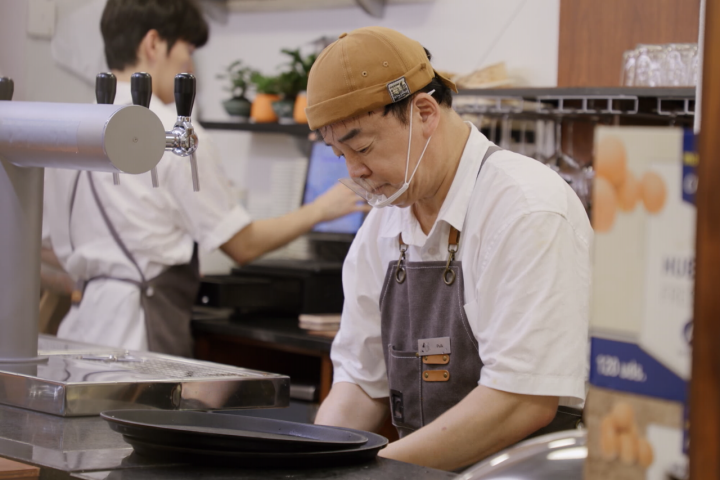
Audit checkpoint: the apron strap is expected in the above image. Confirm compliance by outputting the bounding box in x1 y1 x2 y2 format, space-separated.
85 172 147 284
67 171 149 306
85 172 147 285
395 144 504 285
425 144 505 285
68 171 82 252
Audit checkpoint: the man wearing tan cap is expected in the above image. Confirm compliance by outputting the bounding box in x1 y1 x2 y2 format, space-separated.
308 27 592 471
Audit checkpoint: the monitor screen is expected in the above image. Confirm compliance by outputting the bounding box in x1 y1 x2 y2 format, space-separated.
303 142 365 235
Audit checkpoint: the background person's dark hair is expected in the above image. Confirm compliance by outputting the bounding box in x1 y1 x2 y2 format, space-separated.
383 48 453 125
101 0 209 71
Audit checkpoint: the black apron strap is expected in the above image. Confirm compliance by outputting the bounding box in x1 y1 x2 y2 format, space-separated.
68 171 82 252
478 145 502 179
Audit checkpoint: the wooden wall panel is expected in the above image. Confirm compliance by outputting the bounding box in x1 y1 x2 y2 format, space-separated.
558 0 701 87
690 0 720 476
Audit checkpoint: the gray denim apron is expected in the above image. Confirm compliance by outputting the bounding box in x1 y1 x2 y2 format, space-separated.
379 146 582 439
68 171 199 357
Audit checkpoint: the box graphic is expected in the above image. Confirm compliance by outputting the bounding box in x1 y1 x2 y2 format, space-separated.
585 127 696 480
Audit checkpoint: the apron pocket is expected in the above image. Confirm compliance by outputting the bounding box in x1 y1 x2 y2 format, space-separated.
386 345 422 434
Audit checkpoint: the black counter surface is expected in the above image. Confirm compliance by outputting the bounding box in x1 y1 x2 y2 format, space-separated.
0 403 454 479
191 308 334 353
73 461 457 480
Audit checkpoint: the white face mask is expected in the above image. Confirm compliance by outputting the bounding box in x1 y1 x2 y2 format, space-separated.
339 93 434 208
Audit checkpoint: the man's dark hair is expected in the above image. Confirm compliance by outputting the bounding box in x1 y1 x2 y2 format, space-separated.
383 48 453 125
101 0 209 71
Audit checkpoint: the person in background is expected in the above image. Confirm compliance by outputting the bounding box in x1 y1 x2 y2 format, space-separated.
42 0 366 357
307 27 591 471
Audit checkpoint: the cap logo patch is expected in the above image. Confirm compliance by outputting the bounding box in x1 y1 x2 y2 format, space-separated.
387 77 411 103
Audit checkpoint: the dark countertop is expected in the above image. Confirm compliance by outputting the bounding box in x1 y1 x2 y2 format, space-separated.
191 309 334 354
0 403 453 480
73 462 457 480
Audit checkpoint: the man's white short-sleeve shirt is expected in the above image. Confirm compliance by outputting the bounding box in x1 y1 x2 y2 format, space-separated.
331 124 592 407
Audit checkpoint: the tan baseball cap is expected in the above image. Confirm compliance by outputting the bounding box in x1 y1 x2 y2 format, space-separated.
305 27 457 131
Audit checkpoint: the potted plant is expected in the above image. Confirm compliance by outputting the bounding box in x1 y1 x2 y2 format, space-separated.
217 60 253 121
250 72 281 123
273 48 317 124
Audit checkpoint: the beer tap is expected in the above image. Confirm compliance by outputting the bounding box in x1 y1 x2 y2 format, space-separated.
0 74 167 364
0 77 14 101
95 73 121 186
130 73 160 188
165 73 200 192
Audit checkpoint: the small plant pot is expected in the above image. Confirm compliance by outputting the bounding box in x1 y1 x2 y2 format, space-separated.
223 97 251 121
293 91 308 124
251 94 281 123
272 99 296 125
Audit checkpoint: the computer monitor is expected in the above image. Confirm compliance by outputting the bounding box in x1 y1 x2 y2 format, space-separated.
302 142 365 238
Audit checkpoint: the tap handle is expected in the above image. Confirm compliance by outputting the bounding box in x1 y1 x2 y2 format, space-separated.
0 77 14 101
95 73 116 105
174 73 196 118
131 72 152 108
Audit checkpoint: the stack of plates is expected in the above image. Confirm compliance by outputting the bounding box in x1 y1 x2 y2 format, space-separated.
101 410 388 467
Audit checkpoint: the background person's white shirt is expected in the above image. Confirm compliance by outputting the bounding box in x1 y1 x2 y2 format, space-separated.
331 124 592 408
42 83 251 350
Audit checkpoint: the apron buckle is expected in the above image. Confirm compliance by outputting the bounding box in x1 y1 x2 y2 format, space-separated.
443 248 457 286
395 242 408 284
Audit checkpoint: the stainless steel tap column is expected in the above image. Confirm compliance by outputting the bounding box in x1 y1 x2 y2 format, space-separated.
0 77 166 362
0 157 44 361
0 77 42 362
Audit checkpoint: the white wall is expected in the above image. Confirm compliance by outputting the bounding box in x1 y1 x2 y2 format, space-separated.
0 0 96 102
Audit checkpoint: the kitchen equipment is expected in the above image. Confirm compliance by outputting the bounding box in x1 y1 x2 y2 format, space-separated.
102 409 367 452
198 259 344 316
456 429 586 480
0 335 289 416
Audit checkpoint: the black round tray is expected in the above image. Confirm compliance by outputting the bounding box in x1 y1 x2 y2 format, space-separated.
122 427 388 468
102 410 368 453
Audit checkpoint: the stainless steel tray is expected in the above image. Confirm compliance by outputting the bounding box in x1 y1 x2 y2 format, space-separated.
0 336 289 416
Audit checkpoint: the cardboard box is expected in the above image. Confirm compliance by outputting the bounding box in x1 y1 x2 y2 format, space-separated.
585 126 696 480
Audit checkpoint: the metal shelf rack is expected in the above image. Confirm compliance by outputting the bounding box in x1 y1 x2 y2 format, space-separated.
199 87 697 134
453 87 696 122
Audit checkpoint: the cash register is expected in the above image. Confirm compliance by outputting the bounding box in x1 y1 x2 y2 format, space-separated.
197 142 365 317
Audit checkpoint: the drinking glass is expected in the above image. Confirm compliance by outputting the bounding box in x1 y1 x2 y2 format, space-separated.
620 49 637 86
634 45 664 87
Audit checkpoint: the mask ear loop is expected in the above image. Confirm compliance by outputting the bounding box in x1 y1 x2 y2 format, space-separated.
404 89 436 185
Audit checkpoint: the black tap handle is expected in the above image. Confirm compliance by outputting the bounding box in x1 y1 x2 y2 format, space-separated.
0 77 14 101
95 73 116 105
131 72 152 108
174 73 196 117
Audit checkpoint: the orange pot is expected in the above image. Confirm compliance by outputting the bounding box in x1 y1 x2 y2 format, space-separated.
293 91 308 124
251 94 280 123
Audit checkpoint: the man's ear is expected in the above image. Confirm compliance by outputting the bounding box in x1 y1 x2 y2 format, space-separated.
414 93 440 137
137 29 166 66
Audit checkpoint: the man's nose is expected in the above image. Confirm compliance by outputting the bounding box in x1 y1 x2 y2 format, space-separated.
345 155 371 178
